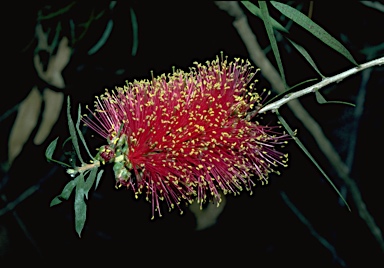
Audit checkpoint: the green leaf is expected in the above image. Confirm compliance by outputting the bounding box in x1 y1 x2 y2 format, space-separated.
50 196 63 207
46 137 72 168
84 167 98 200
275 110 351 211
50 176 79 207
95 169 104 190
74 173 87 237
88 19 114 55
37 2 76 20
263 78 318 106
259 1 287 89
286 38 325 78
76 105 95 161
45 137 58 160
271 1 358 66
62 136 72 148
61 176 79 200
360 42 384 59
67 96 84 164
130 7 139 56
315 90 355 107
241 1 288 33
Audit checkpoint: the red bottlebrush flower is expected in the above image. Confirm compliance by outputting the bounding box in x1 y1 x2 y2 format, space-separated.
83 55 289 218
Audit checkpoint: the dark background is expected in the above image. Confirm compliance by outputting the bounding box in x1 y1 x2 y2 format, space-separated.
1 1 383 266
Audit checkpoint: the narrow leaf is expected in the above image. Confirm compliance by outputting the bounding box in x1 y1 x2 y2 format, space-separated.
74 173 87 237
67 96 84 164
84 167 98 200
264 78 318 106
259 1 287 89
45 137 72 167
62 136 73 150
315 90 327 104
50 176 79 207
241 1 288 33
315 90 356 107
61 176 79 200
286 38 325 78
130 8 139 56
95 169 104 190
271 1 358 66
276 110 351 211
45 137 59 160
50 196 63 207
88 19 114 55
76 105 95 160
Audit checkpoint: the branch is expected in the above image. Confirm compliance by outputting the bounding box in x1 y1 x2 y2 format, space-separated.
257 57 384 114
215 1 384 252
0 187 39 217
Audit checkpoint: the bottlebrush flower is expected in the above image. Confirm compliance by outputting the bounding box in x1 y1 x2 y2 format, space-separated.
82 55 289 218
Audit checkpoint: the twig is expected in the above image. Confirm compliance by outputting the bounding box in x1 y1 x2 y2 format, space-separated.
215 1 384 252
66 161 100 176
0 165 58 217
281 191 347 267
0 103 20 122
0 187 39 217
257 57 384 114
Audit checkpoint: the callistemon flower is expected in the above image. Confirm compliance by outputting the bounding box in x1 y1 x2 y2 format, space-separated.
83 55 289 218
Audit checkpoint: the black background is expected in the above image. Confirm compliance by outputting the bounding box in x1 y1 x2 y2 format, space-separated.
1 1 383 267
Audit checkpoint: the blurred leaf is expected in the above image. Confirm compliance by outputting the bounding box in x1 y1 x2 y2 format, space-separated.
286 38 325 78
67 96 84 164
0 103 19 122
50 22 62 54
88 19 114 55
259 1 287 89
189 195 226 230
8 86 42 165
276 110 351 211
360 43 384 59
34 89 64 145
315 90 355 107
271 1 358 66
130 7 139 56
95 169 104 190
37 2 76 20
33 32 71 89
76 105 95 160
241 1 289 33
75 173 87 237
